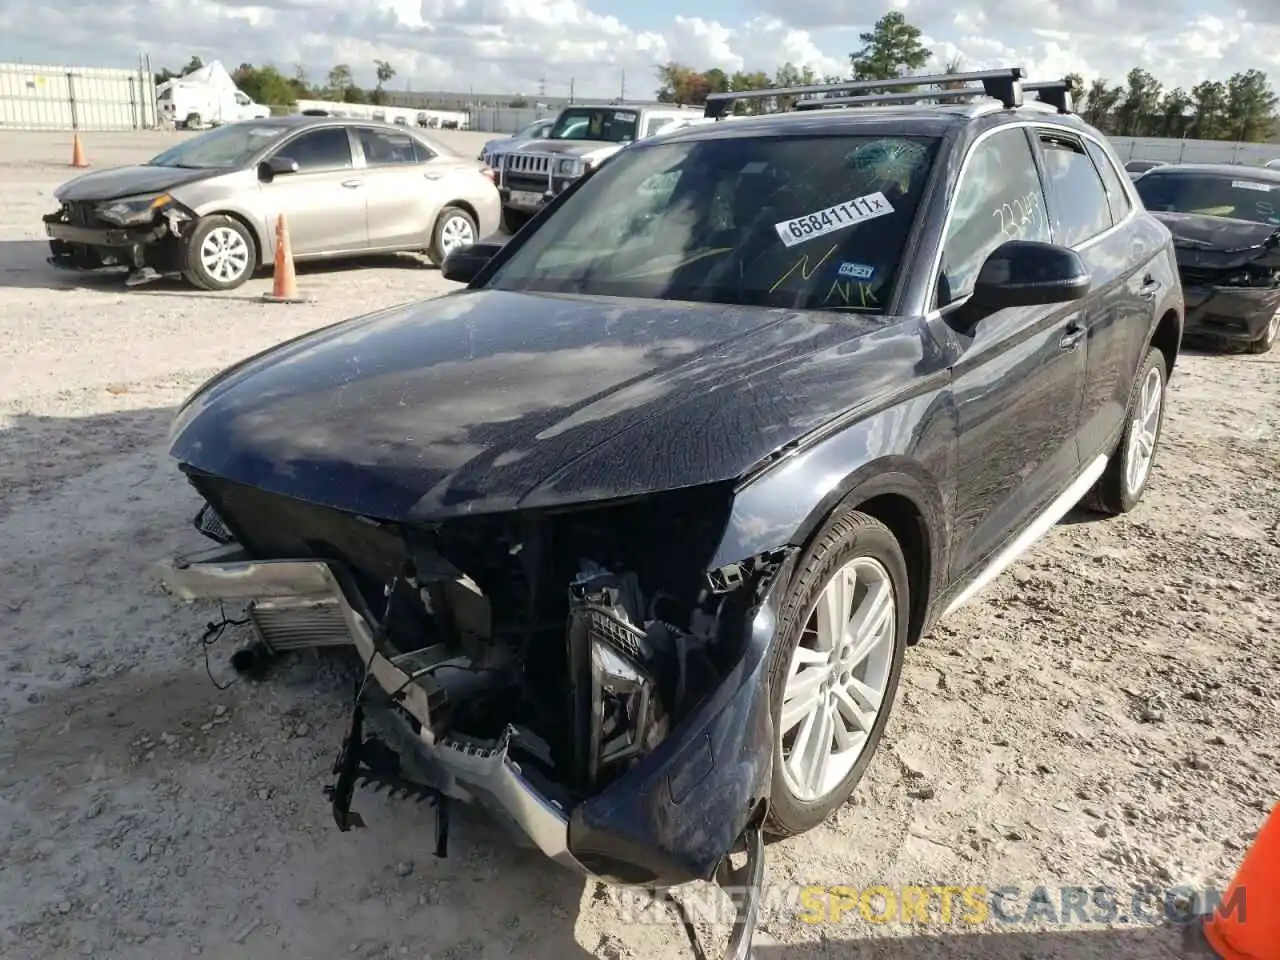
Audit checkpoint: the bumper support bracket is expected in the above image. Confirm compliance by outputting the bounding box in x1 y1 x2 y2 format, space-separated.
324 701 452 857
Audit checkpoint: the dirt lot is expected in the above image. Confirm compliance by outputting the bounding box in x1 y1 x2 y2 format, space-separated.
0 129 1277 960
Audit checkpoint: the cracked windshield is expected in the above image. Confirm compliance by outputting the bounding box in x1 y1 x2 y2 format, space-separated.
489 134 938 312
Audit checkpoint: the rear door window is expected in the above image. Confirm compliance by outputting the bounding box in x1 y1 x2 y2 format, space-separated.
1036 131 1113 246
1085 139 1132 224
355 127 427 165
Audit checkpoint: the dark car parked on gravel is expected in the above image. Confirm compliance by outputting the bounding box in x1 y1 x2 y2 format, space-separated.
155 68 1182 960
1133 163 1280 353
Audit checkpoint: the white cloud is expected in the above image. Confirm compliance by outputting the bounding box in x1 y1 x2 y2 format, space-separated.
0 0 1278 99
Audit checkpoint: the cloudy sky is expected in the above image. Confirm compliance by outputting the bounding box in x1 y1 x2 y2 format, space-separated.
2 0 1279 99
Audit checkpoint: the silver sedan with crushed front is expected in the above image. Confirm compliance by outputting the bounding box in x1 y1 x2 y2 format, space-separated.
44 116 502 291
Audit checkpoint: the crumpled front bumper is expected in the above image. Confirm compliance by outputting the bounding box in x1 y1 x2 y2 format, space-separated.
1182 283 1280 343
154 543 584 873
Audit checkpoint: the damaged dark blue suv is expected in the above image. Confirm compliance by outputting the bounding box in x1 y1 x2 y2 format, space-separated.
156 67 1183 960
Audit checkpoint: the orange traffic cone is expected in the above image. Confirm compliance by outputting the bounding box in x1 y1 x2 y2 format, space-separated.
1201 802 1280 960
260 212 309 303
70 134 88 168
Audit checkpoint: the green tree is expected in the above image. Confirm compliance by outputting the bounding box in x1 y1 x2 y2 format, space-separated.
1189 80 1228 139
1081 78 1123 133
371 59 396 105
326 64 353 98
849 12 931 86
1158 88 1193 138
230 65 298 107
1224 69 1278 142
1114 68 1162 136
772 61 818 109
183 56 204 76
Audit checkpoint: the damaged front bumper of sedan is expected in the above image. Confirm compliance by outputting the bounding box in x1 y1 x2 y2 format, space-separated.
43 194 194 281
156 481 796 959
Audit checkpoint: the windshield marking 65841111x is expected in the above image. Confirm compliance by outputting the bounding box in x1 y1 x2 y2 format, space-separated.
774 192 894 248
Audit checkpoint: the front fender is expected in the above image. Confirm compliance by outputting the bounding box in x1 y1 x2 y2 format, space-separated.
709 389 954 579
566 549 798 886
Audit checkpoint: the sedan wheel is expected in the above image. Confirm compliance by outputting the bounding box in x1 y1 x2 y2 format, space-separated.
766 510 907 837
182 215 257 291
427 205 478 267
779 557 896 802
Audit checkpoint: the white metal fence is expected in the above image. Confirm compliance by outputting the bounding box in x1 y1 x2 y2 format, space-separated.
1108 136 1280 168
0 62 159 131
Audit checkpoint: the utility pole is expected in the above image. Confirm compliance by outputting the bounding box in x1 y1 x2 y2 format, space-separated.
620 70 626 103
538 76 546 98
568 77 575 104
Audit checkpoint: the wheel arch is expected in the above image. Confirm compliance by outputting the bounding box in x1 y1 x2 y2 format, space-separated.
195 209 265 268
1150 307 1182 378
798 467 942 647
439 199 480 229
714 456 949 649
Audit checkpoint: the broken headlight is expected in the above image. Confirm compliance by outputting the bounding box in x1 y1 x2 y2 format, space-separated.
568 571 668 789
96 192 173 226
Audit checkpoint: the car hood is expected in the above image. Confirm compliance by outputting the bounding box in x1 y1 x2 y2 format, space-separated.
54 164 222 202
510 140 623 159
169 289 929 523
1152 211 1280 271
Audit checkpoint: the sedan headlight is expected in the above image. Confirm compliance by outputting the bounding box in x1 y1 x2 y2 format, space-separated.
96 192 173 226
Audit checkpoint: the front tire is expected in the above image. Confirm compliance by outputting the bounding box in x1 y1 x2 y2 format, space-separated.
181 215 257 291
427 205 478 267
764 510 908 838
1248 310 1279 354
1086 346 1168 515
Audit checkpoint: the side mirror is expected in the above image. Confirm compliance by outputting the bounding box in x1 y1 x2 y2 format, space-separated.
968 240 1091 312
258 156 299 182
441 242 504 283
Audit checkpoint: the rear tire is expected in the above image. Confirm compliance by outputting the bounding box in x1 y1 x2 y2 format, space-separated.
181 215 257 291
763 510 908 838
1247 310 1279 354
1085 346 1168 516
427 205 478 267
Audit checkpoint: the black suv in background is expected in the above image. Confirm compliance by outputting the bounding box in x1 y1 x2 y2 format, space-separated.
1134 162 1280 353
156 68 1183 960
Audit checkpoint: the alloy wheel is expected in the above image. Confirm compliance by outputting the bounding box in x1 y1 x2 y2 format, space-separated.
1124 364 1163 496
779 556 897 802
439 215 475 255
199 226 250 284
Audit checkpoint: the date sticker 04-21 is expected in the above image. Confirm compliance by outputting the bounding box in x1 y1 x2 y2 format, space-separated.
775 192 894 248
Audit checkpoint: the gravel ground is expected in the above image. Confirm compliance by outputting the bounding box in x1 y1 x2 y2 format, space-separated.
0 129 1277 960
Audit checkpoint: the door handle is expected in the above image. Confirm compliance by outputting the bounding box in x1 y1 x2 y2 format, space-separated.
1139 274 1161 300
1059 322 1087 350
424 172 442 180
341 179 363 188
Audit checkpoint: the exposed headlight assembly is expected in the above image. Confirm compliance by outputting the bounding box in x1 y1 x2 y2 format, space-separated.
567 572 668 789
96 192 174 226
556 157 586 177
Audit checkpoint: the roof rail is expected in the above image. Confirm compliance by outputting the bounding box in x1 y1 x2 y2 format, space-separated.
793 90 992 111
703 66 1027 119
1023 77 1079 115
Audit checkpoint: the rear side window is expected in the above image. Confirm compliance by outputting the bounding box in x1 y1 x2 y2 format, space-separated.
281 128 353 173
939 127 1050 305
644 116 676 138
356 128 431 165
1085 139 1132 223
1037 132 1112 246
